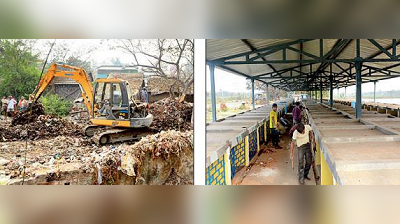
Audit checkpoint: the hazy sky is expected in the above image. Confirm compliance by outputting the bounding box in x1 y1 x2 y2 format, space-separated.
33 39 143 67
206 67 249 93
206 66 400 94
339 77 400 95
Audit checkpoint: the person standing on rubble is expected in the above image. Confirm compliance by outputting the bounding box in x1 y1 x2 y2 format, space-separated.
290 123 315 185
28 94 34 108
141 87 149 103
1 96 8 118
270 103 282 149
18 96 27 111
7 96 17 117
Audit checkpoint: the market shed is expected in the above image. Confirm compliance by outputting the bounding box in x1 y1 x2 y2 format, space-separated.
207 39 400 121
206 39 400 185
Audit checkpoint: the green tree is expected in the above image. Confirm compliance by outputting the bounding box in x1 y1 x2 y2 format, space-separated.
40 94 72 116
0 39 40 98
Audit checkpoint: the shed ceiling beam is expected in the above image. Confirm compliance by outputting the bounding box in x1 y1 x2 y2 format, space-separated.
216 65 253 79
221 58 400 65
310 39 353 82
241 39 277 72
213 39 315 63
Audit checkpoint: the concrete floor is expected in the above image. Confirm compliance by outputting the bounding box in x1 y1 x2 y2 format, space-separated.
232 133 320 185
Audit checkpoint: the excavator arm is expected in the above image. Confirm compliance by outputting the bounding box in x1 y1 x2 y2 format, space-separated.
33 63 94 115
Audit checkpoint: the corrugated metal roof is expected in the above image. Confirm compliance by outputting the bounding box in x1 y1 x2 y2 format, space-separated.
207 39 400 90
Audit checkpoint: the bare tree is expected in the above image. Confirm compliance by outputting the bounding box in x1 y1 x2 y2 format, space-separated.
246 80 287 100
35 40 98 72
113 39 194 99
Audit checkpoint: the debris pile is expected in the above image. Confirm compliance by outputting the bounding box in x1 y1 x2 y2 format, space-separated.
93 130 194 185
1 115 83 141
0 136 94 180
1 98 193 185
12 103 45 126
149 98 193 131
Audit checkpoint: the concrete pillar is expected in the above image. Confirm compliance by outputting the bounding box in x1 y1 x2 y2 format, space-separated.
209 64 217 122
344 87 347 99
251 79 255 109
355 60 363 119
374 81 377 103
266 84 269 105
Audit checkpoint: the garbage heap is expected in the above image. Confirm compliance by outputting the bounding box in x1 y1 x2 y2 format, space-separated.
149 98 193 132
11 103 45 126
93 130 193 185
1 115 83 142
0 136 94 182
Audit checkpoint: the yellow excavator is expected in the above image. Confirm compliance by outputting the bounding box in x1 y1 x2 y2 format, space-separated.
32 63 154 144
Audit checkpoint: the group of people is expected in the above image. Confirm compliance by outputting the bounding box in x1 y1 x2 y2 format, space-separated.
269 102 305 149
1 96 29 117
290 101 316 185
269 101 316 185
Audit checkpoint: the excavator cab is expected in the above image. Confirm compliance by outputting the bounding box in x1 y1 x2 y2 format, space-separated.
91 79 153 128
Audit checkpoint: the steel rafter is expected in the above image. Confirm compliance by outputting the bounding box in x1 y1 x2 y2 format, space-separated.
207 39 400 92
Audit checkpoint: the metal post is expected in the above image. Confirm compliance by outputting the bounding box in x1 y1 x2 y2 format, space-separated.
355 59 363 119
344 87 347 99
251 78 255 109
209 64 217 122
374 81 377 103
320 81 323 103
266 84 269 105
315 84 318 101
330 79 333 108
330 63 333 108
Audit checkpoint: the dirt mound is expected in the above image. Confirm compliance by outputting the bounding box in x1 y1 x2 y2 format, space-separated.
1 115 83 142
149 98 193 131
93 130 193 185
12 103 45 126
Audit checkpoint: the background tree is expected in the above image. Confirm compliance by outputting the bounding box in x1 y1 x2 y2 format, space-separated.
111 57 122 66
0 39 41 98
112 39 194 98
39 40 97 73
246 79 287 101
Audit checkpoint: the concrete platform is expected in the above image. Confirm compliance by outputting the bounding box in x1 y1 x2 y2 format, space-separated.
206 99 293 166
307 101 400 185
320 129 387 137
315 121 364 126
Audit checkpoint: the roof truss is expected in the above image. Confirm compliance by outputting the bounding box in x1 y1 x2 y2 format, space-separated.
207 39 400 91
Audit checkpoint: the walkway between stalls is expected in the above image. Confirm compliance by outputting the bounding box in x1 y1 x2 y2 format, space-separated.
233 117 320 185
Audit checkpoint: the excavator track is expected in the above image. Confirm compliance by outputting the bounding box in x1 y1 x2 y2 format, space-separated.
90 127 156 145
